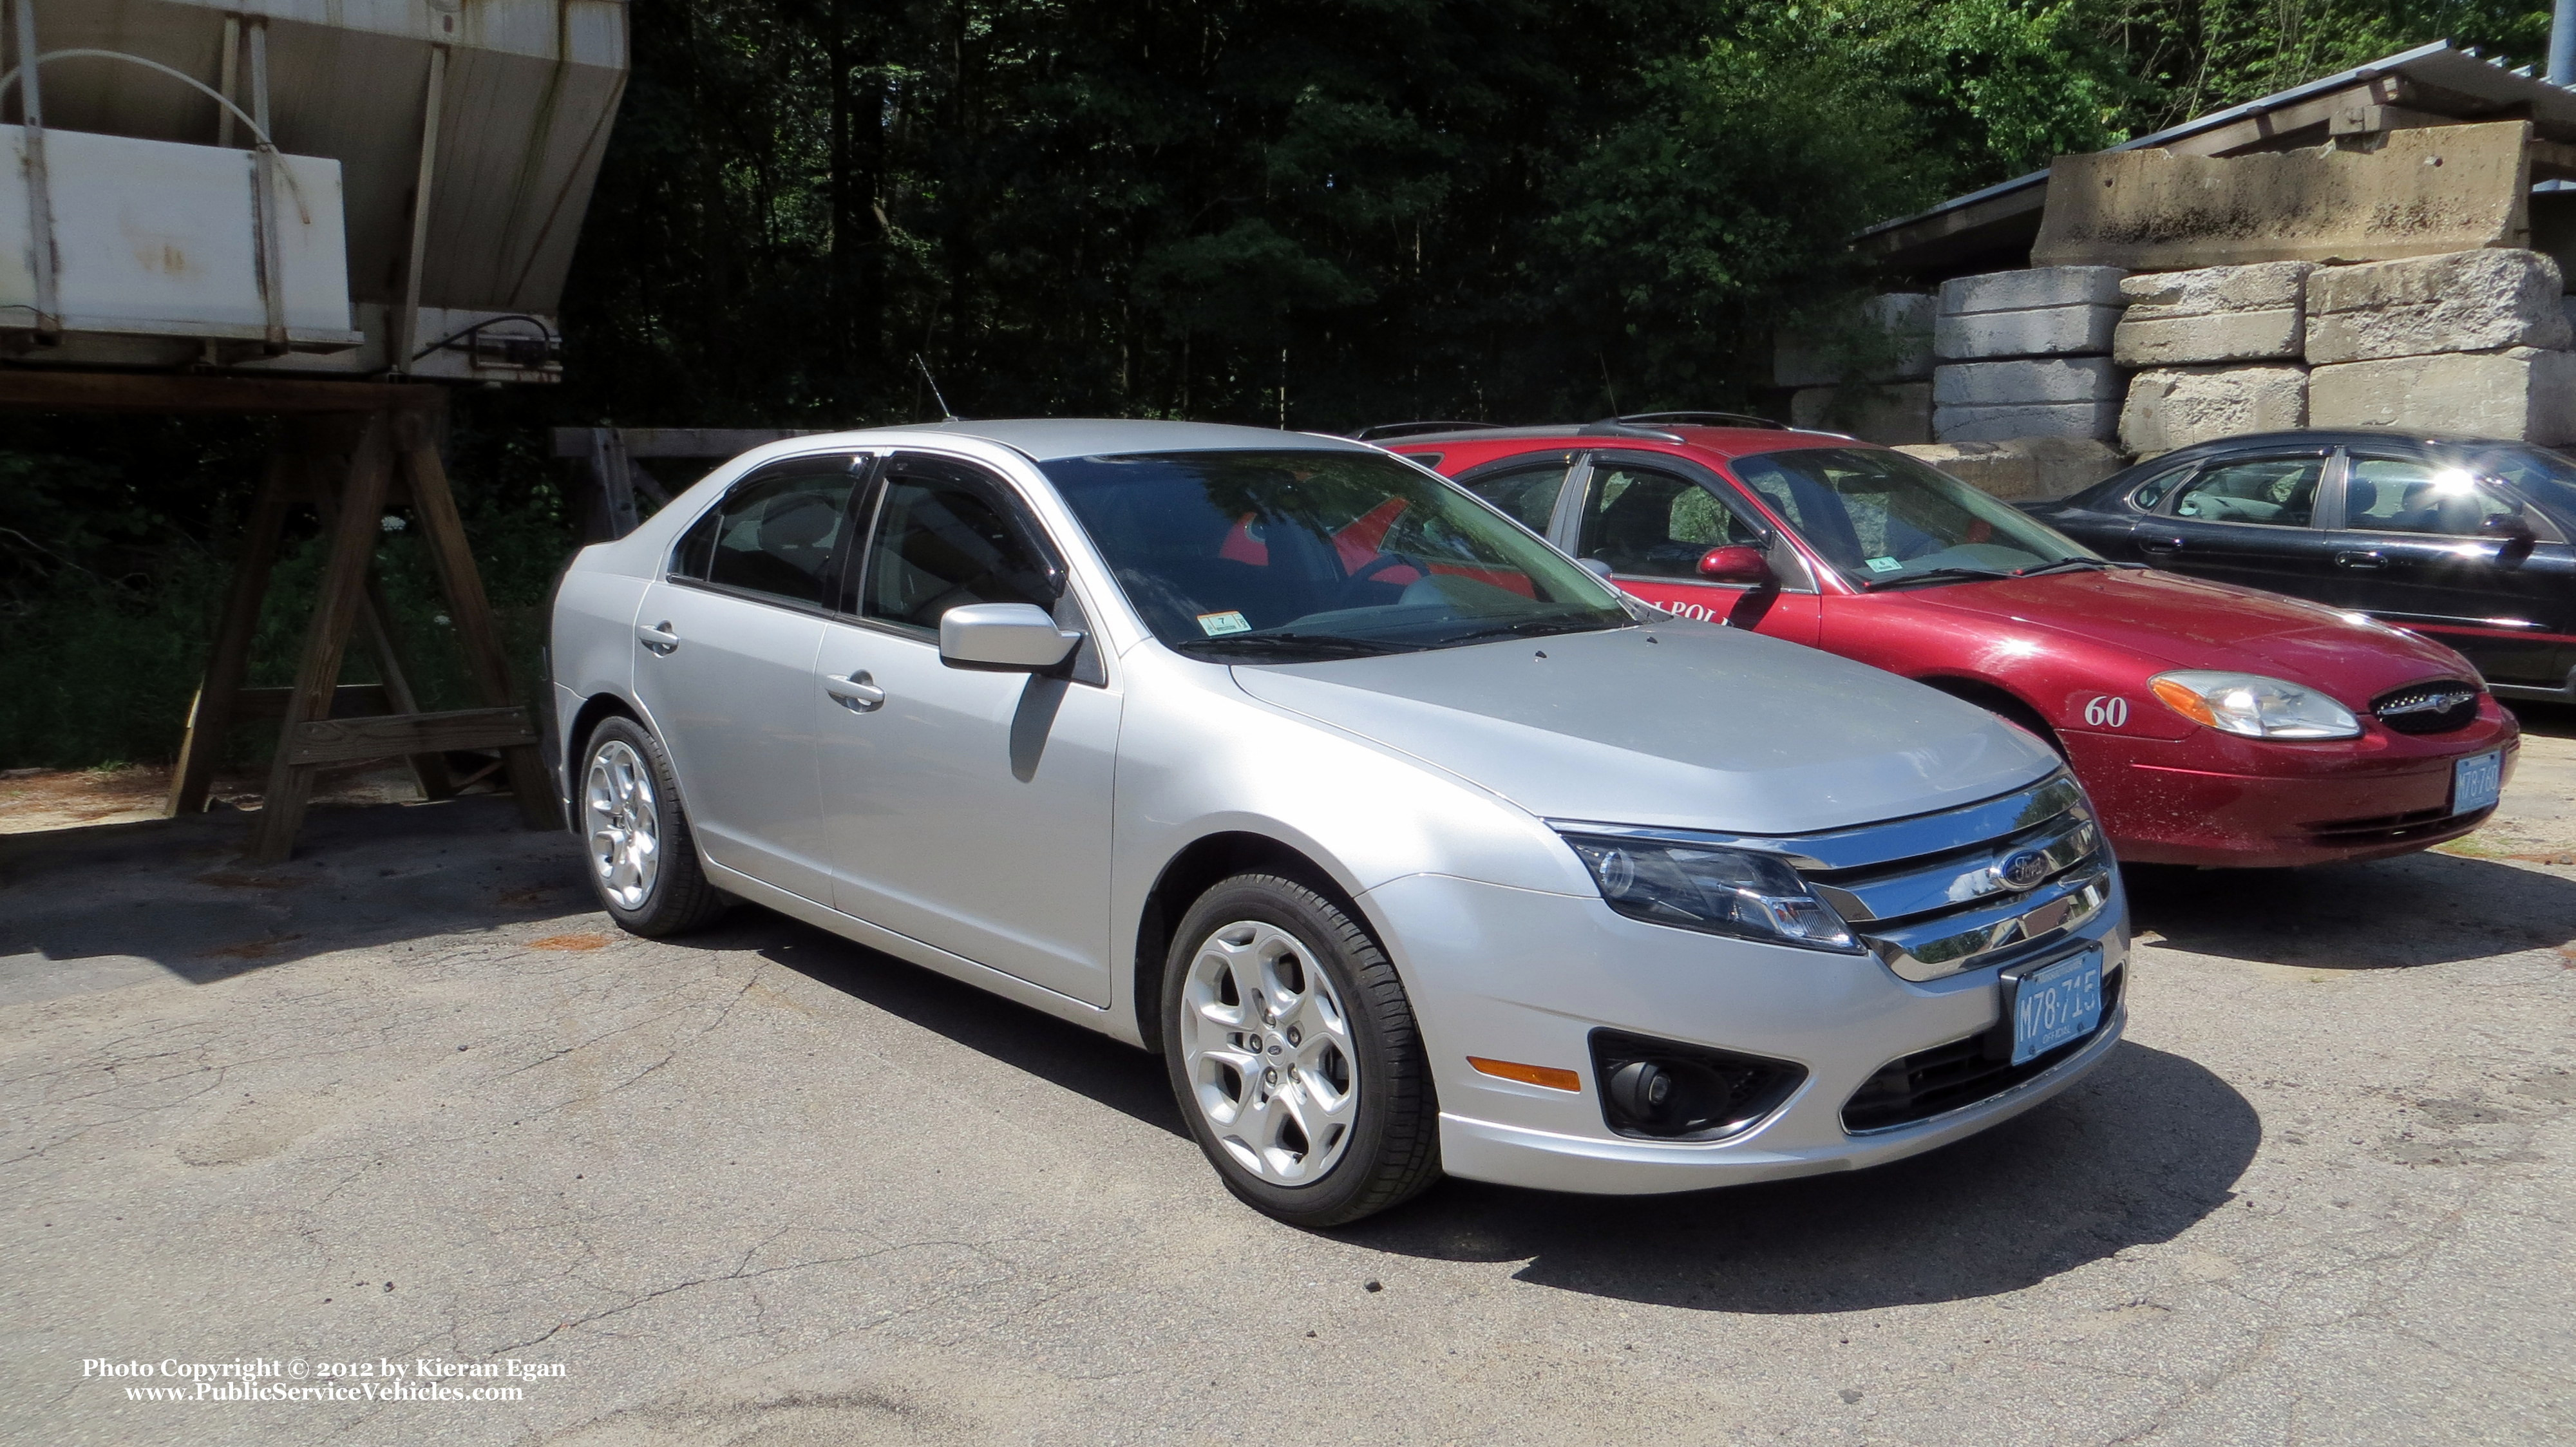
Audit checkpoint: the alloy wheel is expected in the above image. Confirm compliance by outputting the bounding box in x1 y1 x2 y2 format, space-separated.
1178 920 1361 1186
583 739 660 911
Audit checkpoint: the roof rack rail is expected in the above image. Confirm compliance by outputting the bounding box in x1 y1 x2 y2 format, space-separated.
1616 411 1789 430
1351 420 1503 441
1575 417 1685 441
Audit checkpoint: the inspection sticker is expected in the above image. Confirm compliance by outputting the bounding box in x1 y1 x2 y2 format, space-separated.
1864 556 1904 574
1197 610 1253 636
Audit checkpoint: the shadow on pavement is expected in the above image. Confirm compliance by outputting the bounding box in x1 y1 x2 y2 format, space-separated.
750 914 1189 1140
2503 699 2576 740
0 797 589 995
2125 849 2576 969
1339 1041 2255 1312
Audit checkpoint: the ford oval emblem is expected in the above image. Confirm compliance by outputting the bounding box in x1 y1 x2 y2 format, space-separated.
1995 849 2050 891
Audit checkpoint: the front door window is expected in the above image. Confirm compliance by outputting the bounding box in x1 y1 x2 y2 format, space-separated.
1576 464 1762 579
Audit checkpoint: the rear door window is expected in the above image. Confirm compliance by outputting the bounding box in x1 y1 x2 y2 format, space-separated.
2170 457 2324 527
1458 456 1577 534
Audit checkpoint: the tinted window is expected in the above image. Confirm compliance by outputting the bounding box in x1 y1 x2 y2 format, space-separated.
2128 463 2192 512
670 462 859 605
859 460 1059 630
1461 457 1574 533
2172 457 2322 527
1577 465 1761 580
1041 449 1628 661
2345 457 2523 537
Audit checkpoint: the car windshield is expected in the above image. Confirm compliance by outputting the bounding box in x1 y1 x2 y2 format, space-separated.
1041 449 1634 661
1728 446 2100 588
2459 444 2576 515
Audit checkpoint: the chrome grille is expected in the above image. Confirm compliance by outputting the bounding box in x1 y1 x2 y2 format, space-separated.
2371 681 2480 735
1761 773 2111 983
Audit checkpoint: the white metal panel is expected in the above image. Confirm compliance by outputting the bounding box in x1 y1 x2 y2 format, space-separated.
0 124 353 341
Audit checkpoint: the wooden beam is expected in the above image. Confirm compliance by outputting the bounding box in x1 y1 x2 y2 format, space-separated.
286 706 536 766
0 370 437 415
166 441 298 816
2529 138 2576 180
397 410 559 829
248 413 395 862
550 426 827 459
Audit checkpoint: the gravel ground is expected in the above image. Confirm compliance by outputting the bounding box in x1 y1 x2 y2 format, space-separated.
3 715 2571 1446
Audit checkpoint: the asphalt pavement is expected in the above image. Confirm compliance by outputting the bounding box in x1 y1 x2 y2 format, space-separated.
3 716 2572 1446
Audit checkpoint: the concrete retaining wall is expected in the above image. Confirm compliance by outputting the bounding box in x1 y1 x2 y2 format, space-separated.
1894 439 2126 502
1774 293 1938 388
2114 261 2311 366
1788 383 1933 444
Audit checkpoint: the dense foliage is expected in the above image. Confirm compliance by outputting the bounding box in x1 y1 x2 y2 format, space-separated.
0 0 2555 766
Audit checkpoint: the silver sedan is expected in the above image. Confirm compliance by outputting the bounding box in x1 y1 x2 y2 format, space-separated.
542 419 2129 1225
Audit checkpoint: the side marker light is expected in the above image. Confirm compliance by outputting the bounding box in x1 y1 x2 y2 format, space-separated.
1467 1057 1582 1092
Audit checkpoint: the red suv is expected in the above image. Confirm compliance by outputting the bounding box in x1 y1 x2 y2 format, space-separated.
1383 417 2519 867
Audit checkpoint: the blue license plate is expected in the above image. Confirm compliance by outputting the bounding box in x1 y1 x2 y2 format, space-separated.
2452 751 2502 816
2012 950 2103 1065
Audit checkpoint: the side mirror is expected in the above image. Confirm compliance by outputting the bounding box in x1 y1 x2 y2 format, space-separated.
1697 544 1774 585
2480 511 2536 544
938 602 1083 670
1578 558 1615 581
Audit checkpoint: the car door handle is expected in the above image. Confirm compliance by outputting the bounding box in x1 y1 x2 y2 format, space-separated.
824 670 886 712
2334 549 2387 571
636 621 680 654
2137 534 2183 556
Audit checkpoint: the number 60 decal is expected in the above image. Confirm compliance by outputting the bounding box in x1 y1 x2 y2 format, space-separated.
2081 695 2130 728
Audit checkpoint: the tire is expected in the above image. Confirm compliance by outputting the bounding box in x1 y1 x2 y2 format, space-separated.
1161 873 1440 1227
575 715 730 937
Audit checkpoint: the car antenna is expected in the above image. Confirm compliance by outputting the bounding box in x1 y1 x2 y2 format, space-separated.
913 354 956 421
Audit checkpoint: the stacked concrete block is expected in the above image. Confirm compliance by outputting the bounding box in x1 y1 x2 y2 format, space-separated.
1893 439 2125 502
2306 249 2571 363
2304 249 2576 444
2309 349 2576 444
2120 366 2309 455
1776 293 1937 442
1932 267 2126 442
2113 261 2311 366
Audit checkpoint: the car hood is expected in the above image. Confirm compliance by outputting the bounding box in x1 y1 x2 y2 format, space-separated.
1231 623 2057 835
1897 567 2478 702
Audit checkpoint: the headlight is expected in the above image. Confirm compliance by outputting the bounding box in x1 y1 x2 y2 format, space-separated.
1556 830 1859 952
2148 670 2360 739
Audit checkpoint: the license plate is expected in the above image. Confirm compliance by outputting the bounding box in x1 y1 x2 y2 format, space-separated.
2452 751 2502 816
2012 950 2104 1066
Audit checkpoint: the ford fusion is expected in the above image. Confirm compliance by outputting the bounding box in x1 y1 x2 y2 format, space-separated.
544 419 2129 1225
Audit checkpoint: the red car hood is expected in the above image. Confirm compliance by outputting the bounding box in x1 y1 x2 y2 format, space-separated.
1899 567 2477 703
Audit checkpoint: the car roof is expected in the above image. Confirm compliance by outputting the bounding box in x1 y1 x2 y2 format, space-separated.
2109 429 2553 472
791 417 1378 463
1386 421 1859 462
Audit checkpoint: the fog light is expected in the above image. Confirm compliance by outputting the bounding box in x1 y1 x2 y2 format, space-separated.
1588 1028 1806 1141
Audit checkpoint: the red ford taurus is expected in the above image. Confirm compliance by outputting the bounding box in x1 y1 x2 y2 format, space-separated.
1382 419 2519 867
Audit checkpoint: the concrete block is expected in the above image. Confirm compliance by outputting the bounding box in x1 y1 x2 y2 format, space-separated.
1933 401 2123 444
2119 366 2309 456
1894 438 2126 502
1940 267 2128 315
1933 357 2121 407
2032 122 2533 269
1935 305 2122 361
2306 249 2572 364
2113 261 2312 366
1774 294 1937 387
1789 383 1933 444
2308 348 2576 444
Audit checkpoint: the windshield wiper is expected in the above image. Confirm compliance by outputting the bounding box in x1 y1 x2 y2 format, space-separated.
2011 558 2114 577
1434 616 1619 645
1178 631 1419 659
1862 566 2014 591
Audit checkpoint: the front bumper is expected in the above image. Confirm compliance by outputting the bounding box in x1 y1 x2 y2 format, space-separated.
2064 701 2521 867
1359 871 2130 1196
